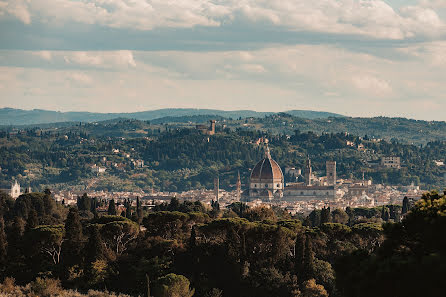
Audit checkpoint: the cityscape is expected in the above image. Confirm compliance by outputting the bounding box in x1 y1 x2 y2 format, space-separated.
1 0 446 297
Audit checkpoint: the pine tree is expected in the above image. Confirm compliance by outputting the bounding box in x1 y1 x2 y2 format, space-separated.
108 199 117 215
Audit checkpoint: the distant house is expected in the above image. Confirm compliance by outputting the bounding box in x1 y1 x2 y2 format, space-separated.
91 164 106 174
381 156 401 169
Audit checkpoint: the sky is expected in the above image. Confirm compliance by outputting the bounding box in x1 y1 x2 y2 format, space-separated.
0 0 446 120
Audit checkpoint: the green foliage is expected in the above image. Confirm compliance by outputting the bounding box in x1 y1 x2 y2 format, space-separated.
154 273 195 297
336 191 446 297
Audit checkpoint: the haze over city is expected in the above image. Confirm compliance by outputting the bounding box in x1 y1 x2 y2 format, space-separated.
1 0 446 120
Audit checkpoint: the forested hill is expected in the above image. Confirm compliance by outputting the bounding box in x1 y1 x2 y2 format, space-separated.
0 122 445 192
246 114 446 145
0 108 343 125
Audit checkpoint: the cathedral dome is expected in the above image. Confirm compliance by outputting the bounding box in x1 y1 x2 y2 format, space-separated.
250 149 283 182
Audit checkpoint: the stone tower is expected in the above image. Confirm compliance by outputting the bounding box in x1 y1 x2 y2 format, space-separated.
236 171 241 201
326 161 336 186
305 158 312 186
209 120 216 135
214 176 219 202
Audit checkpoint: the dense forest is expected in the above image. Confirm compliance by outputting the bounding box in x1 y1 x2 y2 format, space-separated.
0 120 445 192
0 189 445 297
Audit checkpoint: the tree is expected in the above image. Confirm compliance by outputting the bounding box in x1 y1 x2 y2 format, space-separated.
331 209 349 224
295 234 306 277
85 225 106 264
381 206 390 222
108 199 117 215
154 273 195 297
300 279 328 297
303 235 315 281
308 210 321 227
64 208 83 242
402 196 410 215
320 207 331 224
26 209 39 230
101 219 139 256
137 197 143 224
0 216 7 264
29 225 64 265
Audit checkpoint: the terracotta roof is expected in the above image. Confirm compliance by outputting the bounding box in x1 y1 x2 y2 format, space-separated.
285 185 335 190
250 157 283 182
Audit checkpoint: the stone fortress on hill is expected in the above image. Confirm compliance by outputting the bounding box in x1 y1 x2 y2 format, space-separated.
244 141 336 202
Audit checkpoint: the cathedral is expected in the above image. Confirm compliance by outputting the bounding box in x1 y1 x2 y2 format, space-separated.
245 145 336 202
248 145 284 201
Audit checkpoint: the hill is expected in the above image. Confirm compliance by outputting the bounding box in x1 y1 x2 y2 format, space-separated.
0 107 343 125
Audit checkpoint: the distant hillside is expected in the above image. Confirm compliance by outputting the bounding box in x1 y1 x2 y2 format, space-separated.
0 108 343 125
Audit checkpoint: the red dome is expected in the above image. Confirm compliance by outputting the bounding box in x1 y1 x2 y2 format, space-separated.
250 156 283 182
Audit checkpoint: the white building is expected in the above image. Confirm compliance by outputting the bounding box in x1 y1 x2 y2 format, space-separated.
11 180 21 199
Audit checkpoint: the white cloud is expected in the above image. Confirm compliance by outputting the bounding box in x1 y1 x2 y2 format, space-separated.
66 72 93 85
1 0 444 40
420 0 446 8
0 0 31 24
351 75 393 96
32 51 52 61
62 51 136 68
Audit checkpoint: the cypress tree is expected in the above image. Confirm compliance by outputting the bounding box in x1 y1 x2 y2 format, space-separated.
402 196 410 215
137 197 143 223
189 226 197 248
65 208 83 242
320 207 331 224
0 216 7 264
295 234 306 278
85 225 106 264
303 235 315 281
108 199 117 215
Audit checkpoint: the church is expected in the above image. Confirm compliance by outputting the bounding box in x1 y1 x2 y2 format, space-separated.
245 145 336 202
248 145 284 201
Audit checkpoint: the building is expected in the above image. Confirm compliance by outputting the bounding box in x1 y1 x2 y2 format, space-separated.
1 180 22 199
10 180 21 199
248 145 284 201
196 120 216 135
326 161 336 186
236 171 241 201
91 164 106 174
283 184 336 201
348 184 369 197
304 158 312 186
381 156 401 169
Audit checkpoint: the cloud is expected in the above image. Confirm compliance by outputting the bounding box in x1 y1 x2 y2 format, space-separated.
32 51 52 61
1 0 445 41
0 0 31 24
351 75 393 96
62 50 136 68
66 72 93 85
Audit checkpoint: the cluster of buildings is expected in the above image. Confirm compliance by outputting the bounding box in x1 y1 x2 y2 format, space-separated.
2 139 427 214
